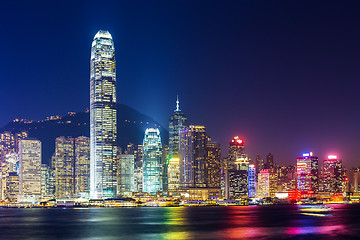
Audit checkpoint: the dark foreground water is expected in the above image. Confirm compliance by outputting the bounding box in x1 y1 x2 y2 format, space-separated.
0 204 359 239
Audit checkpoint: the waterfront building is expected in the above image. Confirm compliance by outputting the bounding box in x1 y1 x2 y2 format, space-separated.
296 152 319 197
179 125 208 188
248 164 256 198
226 137 249 199
19 139 41 202
6 172 19 202
75 136 90 197
278 165 296 192
169 96 187 159
229 156 250 199
5 152 19 174
41 164 54 200
205 141 221 188
258 169 270 198
125 144 143 192
168 157 180 192
117 154 135 194
55 137 75 199
142 128 162 193
162 145 169 192
90 30 117 199
323 155 342 193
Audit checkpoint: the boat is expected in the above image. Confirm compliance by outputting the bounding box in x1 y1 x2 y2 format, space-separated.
298 204 333 213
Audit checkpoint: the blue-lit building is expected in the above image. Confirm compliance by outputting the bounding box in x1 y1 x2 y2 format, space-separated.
248 164 256 198
142 128 162 193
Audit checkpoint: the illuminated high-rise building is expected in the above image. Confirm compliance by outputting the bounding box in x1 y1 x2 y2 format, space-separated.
248 164 256 198
168 157 180 192
54 137 75 199
229 156 249 199
41 164 54 200
169 96 187 159
6 172 19 202
19 139 41 203
179 125 208 188
75 136 90 197
125 144 143 192
117 154 135 194
323 155 342 193
296 152 319 197
90 30 117 199
265 153 274 169
226 137 249 199
258 169 270 198
205 141 221 188
142 128 162 193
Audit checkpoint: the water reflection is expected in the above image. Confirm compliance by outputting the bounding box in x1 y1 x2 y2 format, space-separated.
0 205 359 239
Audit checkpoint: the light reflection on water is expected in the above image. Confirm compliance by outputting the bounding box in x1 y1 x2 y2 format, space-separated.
0 204 358 239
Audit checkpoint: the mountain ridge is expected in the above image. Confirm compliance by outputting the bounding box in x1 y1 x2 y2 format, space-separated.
0 104 169 165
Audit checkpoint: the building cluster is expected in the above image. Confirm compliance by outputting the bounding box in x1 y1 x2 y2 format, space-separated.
0 30 358 205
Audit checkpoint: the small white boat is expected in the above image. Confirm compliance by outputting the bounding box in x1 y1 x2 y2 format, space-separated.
298 204 333 213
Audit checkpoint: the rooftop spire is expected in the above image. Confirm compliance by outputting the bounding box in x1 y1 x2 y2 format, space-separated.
175 95 180 111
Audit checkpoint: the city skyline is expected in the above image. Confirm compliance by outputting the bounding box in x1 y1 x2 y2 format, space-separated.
1 1 360 166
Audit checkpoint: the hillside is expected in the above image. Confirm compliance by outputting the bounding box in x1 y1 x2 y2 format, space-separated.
0 104 169 165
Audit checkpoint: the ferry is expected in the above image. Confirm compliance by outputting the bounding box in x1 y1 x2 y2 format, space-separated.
298 204 333 213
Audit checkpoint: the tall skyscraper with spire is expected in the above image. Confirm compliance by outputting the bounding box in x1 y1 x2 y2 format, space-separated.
169 96 187 159
90 30 117 199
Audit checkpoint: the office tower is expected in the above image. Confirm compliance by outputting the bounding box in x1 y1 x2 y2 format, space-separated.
258 169 270 198
41 164 54 200
255 155 264 174
75 136 90 197
90 30 117 199
227 137 249 199
278 165 296 192
179 125 208 188
229 156 250 199
205 141 221 188
142 128 162 193
161 145 169 192
248 164 256 198
169 96 187 159
0 131 28 160
117 154 135 194
54 137 75 199
296 152 319 197
323 155 342 193
6 172 19 202
125 144 143 192
265 153 274 169
5 152 19 174
168 157 180 192
19 139 41 202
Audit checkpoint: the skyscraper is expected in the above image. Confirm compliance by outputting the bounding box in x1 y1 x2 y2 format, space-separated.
90 30 117 199
248 164 256 198
169 96 187 159
54 137 75 199
75 136 90 197
142 128 162 193
296 152 319 197
205 141 221 188
323 155 342 193
19 139 41 203
179 125 208 188
117 154 135 194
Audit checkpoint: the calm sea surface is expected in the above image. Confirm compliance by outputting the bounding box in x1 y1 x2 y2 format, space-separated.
0 204 359 239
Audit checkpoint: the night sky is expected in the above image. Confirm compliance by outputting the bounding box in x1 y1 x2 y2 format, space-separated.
1 1 360 167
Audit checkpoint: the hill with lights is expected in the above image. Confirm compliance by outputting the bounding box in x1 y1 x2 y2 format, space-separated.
0 104 168 165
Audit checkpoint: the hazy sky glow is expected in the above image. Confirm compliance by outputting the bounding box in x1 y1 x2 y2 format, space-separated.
1 1 360 166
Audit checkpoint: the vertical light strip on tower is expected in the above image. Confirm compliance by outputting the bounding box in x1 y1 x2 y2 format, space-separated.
90 30 117 199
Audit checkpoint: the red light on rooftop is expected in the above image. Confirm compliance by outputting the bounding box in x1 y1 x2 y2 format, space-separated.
237 139 243 144
345 177 349 182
